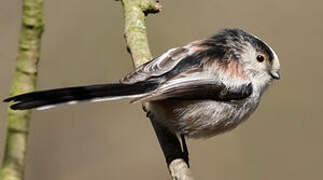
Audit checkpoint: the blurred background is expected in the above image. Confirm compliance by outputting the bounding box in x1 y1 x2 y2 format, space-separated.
0 0 322 179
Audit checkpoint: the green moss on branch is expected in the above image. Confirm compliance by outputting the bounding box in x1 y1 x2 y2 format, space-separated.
0 0 44 180
121 0 160 67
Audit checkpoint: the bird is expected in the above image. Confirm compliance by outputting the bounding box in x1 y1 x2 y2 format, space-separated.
4 28 280 139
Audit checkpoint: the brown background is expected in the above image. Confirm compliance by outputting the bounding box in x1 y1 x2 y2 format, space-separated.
0 0 322 179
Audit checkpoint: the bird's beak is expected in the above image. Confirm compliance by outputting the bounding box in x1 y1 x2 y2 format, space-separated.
270 70 280 80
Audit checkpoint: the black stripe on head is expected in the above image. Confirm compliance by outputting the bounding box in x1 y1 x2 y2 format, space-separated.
244 33 274 62
209 28 274 62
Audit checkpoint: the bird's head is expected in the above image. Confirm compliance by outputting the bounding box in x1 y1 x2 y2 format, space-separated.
209 28 280 90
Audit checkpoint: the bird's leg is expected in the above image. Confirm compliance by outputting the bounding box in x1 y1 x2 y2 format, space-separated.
145 107 190 167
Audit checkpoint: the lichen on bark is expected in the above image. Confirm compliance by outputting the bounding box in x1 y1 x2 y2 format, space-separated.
121 0 160 67
0 0 44 180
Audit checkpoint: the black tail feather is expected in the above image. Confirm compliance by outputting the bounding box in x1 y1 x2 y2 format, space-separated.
4 81 158 110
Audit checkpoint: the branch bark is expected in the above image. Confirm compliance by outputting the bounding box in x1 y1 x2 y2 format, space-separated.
119 1 195 179
0 0 44 180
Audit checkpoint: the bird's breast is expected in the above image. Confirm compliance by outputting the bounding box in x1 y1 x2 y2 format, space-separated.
147 97 259 138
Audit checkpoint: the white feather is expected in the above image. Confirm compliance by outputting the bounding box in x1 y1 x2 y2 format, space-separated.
36 94 145 110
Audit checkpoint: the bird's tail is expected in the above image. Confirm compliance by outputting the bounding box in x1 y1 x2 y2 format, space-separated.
3 81 158 110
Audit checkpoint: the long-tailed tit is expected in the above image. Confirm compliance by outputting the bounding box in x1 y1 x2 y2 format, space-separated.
4 28 280 138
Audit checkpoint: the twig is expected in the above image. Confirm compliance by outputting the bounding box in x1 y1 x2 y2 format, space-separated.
119 0 158 67
118 0 195 179
0 0 44 180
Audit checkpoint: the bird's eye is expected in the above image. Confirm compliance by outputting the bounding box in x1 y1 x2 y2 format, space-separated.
256 54 266 63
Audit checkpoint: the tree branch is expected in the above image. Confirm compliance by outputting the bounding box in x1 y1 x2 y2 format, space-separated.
120 0 158 66
118 0 195 179
0 0 44 180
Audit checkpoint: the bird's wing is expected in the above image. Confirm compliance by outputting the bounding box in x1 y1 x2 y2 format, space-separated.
132 71 253 103
121 40 206 84
123 38 252 102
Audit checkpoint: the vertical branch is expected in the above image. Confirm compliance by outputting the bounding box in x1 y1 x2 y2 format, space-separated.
118 0 195 179
0 0 44 180
121 0 158 66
